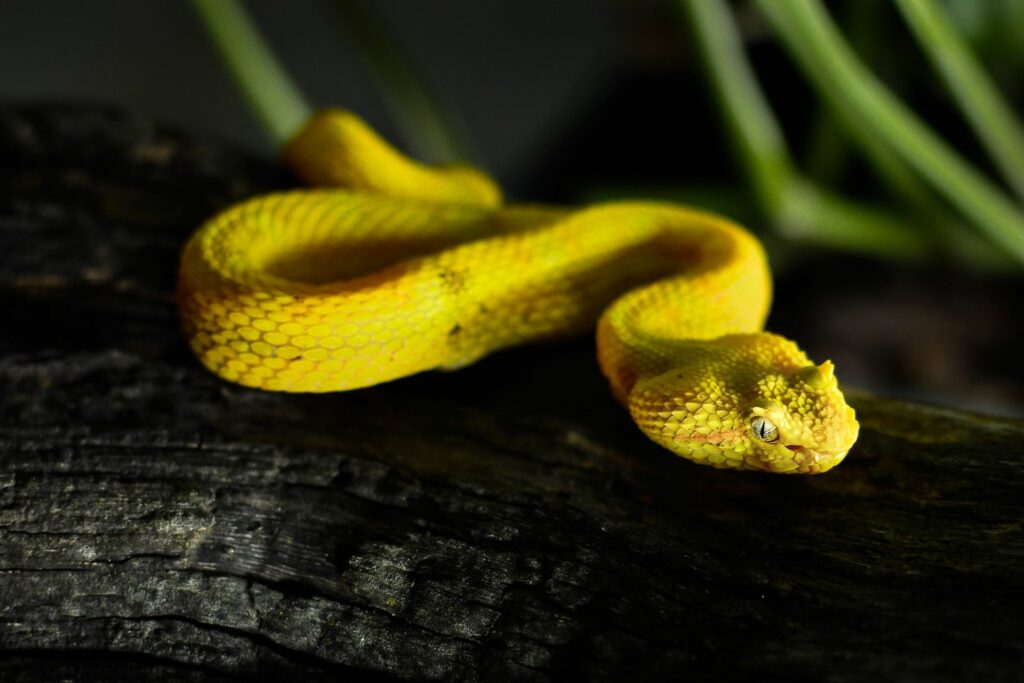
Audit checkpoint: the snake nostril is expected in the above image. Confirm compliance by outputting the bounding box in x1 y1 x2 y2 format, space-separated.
785 444 803 452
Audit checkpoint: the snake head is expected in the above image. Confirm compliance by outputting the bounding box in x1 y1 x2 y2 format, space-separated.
628 339 859 474
743 360 859 474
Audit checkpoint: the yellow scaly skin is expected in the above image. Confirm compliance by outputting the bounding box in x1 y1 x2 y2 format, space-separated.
178 110 859 474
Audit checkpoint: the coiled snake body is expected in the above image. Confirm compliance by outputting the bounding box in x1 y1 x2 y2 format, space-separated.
178 110 859 474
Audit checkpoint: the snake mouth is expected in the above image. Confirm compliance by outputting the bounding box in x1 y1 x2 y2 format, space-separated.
788 443 850 474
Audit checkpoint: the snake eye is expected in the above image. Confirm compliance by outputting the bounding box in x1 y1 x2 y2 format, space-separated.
750 416 779 443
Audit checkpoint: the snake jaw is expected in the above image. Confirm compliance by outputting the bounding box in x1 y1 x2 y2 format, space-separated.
778 443 850 474
743 436 850 474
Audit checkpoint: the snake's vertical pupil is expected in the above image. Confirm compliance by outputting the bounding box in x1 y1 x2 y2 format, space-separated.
751 416 778 442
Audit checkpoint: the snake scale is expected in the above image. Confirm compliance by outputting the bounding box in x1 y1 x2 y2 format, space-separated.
178 110 859 474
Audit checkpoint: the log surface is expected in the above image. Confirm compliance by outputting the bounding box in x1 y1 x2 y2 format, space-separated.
0 104 1022 681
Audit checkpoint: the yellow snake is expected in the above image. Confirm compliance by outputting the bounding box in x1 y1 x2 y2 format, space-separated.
178 110 859 474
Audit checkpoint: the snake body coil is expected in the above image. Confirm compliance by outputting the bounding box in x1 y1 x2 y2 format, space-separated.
179 110 859 474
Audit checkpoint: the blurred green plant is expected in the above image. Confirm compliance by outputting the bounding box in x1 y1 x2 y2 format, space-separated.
190 0 311 146
679 0 1024 268
679 0 928 261
895 0 1024 200
190 0 468 163
324 0 473 164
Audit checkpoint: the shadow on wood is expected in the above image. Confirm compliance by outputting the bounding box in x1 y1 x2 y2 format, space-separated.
0 104 1021 681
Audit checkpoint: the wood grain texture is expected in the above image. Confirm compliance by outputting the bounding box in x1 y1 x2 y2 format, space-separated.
0 104 1022 681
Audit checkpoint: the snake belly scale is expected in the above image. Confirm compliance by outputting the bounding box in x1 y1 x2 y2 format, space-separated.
178 110 859 474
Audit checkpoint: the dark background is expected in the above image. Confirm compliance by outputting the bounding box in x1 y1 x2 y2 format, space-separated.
0 0 620 190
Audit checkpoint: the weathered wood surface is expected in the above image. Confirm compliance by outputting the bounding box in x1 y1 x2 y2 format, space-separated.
0 104 1022 681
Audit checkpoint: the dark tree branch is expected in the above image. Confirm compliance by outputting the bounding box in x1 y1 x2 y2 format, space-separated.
0 104 1021 681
